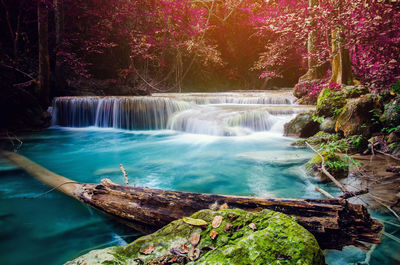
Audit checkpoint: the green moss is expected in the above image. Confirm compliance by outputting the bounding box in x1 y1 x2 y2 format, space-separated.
316 88 347 118
306 150 349 179
292 131 340 147
66 209 325 265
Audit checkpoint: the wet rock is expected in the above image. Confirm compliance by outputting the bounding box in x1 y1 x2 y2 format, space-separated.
284 111 319 138
335 95 380 137
65 209 325 265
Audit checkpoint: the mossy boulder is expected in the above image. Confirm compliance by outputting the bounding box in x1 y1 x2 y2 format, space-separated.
306 151 349 180
320 118 336 133
316 88 347 118
291 131 339 147
284 111 319 138
341 85 369 99
65 209 325 265
335 94 380 137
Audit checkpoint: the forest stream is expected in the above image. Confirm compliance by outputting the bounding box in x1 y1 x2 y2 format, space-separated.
0 91 399 265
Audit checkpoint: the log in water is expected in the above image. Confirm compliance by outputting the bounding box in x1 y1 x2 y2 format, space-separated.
2 151 382 250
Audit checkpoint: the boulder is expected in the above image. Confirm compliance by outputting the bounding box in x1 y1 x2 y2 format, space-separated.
341 85 369 99
335 95 380 137
316 88 346 118
284 111 319 138
320 118 336 133
65 209 325 265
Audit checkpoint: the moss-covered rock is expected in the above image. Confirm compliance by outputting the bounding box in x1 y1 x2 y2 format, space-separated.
341 85 369 99
306 151 349 180
284 111 319 138
320 118 336 133
335 94 380 137
316 88 347 118
291 131 340 147
65 209 325 265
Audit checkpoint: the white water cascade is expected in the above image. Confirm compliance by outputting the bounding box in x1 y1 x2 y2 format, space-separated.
51 92 313 136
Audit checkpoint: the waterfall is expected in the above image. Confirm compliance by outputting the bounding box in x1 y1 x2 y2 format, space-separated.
51 92 312 135
52 97 191 129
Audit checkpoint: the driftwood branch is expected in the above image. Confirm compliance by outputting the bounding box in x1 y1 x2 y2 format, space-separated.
2 151 383 250
314 186 334 199
339 189 369 200
120 164 129 186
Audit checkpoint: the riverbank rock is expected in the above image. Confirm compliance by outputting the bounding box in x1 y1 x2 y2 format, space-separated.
284 111 319 138
335 95 380 137
65 209 325 265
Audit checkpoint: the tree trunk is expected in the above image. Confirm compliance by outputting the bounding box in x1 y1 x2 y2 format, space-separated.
329 28 354 85
37 0 51 107
299 0 325 82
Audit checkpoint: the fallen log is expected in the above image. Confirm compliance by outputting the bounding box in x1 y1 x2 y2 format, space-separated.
2 151 382 250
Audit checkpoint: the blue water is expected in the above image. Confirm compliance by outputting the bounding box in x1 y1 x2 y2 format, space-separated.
0 128 399 264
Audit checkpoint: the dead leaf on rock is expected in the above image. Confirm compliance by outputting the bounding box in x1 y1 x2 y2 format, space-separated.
224 223 233 231
248 223 257 231
188 247 201 261
180 244 189 254
229 215 237 221
212 215 223 228
209 230 218 240
191 232 201 246
183 217 207 226
219 203 228 210
140 244 154 255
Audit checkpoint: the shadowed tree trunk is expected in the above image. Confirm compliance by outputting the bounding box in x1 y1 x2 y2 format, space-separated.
299 0 324 82
37 0 50 106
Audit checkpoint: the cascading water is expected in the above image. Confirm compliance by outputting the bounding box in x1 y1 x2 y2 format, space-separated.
52 96 192 130
51 92 312 136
